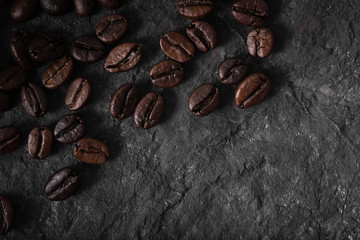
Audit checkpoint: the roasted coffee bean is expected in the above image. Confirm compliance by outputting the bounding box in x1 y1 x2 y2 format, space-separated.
177 0 214 20
104 42 142 73
0 65 27 91
45 167 80 201
97 0 120 9
74 0 95 16
188 83 220 117
9 29 34 69
247 28 274 58
74 138 109 164
0 196 14 235
54 114 85 144
109 83 138 120
10 0 38 22
21 82 48 118
160 31 195 63
42 56 73 89
235 73 270 108
71 35 105 63
96 14 128 44
0 91 12 113
232 0 268 27
0 126 21 155
40 0 72 16
134 92 164 129
28 32 65 63
218 58 247 85
186 21 217 52
27 126 53 160
65 78 91 111
149 60 184 88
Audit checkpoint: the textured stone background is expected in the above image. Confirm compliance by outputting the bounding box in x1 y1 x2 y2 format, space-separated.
1 0 360 239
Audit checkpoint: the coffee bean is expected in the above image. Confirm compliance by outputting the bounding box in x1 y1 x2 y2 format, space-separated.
28 32 65 63
10 0 38 22
0 126 21 155
71 35 105 63
40 0 72 16
247 28 274 58
74 0 95 16
160 31 195 63
149 60 184 88
231 0 268 27
73 138 109 164
234 73 270 108
96 14 128 44
42 56 73 89
27 126 53 160
45 167 80 201
0 65 27 92
104 42 142 73
21 82 48 118
188 83 220 117
65 78 91 111
186 21 217 52
54 115 85 144
218 58 247 85
109 83 138 120
97 0 120 10
0 196 14 235
134 92 164 129
0 91 12 113
9 29 34 69
177 0 214 20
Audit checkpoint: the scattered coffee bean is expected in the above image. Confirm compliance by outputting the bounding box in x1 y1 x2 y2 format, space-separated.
231 0 268 27
0 126 21 155
65 78 91 111
134 92 164 129
160 31 195 63
186 21 217 52
27 126 53 160
73 138 109 164
97 0 120 10
177 0 214 20
188 83 220 117
20 82 48 118
40 0 72 16
9 29 34 69
0 196 14 235
0 91 12 113
71 35 105 63
234 73 271 108
104 42 142 73
247 28 274 58
45 167 80 201
54 115 85 144
109 83 138 120
74 0 96 17
0 65 27 91
218 58 247 85
149 60 184 88
42 56 73 89
10 0 38 22
28 32 65 63
96 14 128 44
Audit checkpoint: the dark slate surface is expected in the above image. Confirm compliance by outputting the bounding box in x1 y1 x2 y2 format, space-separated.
1 0 360 239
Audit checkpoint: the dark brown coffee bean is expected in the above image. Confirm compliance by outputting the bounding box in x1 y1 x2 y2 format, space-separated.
186 21 217 52
188 83 220 117
71 35 105 63
9 29 34 69
21 82 48 118
134 92 164 129
97 0 119 9
247 28 274 58
0 126 21 155
231 0 268 27
73 138 109 164
218 58 247 85
10 0 38 22
96 14 128 44
65 78 91 111
41 56 73 89
74 0 95 16
234 73 270 108
160 31 195 63
104 42 142 73
0 196 14 235
27 126 53 160
28 32 65 63
177 0 214 20
40 0 72 16
109 83 138 120
45 167 80 201
54 114 85 144
149 60 184 88
0 65 27 92
0 91 12 113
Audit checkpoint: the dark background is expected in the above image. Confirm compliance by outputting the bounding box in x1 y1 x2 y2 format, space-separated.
1 0 360 239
